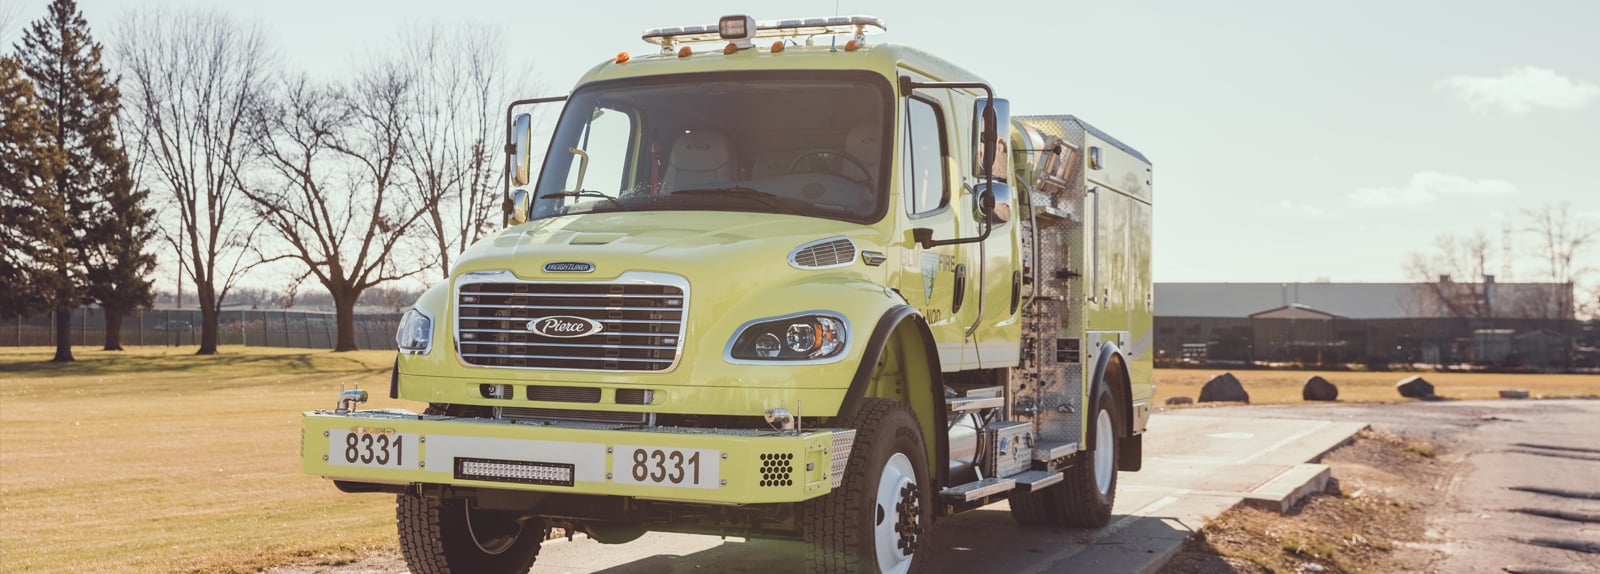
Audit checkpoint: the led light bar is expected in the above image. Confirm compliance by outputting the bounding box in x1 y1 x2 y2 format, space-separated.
642 15 886 48
455 457 575 487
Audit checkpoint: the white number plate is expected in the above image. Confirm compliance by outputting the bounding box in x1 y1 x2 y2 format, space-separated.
612 445 719 489
329 429 420 470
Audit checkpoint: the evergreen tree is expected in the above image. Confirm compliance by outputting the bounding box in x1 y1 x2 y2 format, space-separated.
15 0 134 360
85 164 155 351
0 57 66 321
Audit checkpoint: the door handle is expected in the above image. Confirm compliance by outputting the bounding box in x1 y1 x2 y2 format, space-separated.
952 264 967 313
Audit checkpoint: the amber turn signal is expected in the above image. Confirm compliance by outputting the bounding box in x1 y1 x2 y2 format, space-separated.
614 52 630 64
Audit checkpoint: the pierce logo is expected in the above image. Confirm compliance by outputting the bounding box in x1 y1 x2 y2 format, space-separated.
543 262 594 273
526 316 605 338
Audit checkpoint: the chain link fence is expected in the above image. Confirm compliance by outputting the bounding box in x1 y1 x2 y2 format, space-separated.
3 308 403 351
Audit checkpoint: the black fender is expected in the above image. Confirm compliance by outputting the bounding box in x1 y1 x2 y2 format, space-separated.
839 304 950 487
388 355 400 399
1087 342 1142 471
1086 342 1134 439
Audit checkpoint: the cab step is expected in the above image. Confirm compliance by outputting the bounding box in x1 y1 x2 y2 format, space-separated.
1009 469 1064 491
939 477 1016 502
946 396 1005 413
1033 440 1079 462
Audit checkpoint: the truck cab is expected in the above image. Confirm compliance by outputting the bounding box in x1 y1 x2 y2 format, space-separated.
304 15 1152 574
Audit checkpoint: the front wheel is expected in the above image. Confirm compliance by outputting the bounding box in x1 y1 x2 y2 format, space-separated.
396 494 544 574
804 399 933 574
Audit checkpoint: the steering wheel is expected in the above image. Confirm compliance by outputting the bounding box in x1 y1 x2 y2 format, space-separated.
787 149 874 186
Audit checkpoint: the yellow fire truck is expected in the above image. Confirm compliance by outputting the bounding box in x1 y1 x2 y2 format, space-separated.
303 14 1153 574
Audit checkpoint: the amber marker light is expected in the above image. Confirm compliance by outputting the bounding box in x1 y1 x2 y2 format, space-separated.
615 52 630 64
770 41 785 53
677 45 692 58
724 42 739 55
844 38 860 52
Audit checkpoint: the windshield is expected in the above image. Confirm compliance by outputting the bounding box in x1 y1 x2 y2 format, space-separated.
529 72 891 223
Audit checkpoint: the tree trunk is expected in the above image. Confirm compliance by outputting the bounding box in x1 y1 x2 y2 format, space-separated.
103 311 124 351
197 291 219 355
334 294 359 352
52 307 75 362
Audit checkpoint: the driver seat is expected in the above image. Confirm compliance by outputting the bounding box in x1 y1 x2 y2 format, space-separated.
663 130 735 192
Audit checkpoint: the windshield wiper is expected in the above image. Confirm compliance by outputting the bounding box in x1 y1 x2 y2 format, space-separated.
539 190 624 210
668 186 790 211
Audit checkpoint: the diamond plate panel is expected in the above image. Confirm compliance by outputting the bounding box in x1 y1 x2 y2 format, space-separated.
1012 116 1089 448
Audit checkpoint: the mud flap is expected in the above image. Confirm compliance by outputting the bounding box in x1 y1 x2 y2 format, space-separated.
1117 433 1142 472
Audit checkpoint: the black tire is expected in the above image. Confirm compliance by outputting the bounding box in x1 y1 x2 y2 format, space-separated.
396 494 544 574
1057 386 1119 527
1007 386 1119 528
1006 479 1057 525
803 398 933 574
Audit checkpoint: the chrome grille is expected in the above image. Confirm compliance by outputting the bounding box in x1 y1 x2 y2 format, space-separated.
456 279 685 372
789 237 856 269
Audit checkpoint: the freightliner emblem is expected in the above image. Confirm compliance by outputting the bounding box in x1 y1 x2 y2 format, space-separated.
543 262 594 273
526 316 605 338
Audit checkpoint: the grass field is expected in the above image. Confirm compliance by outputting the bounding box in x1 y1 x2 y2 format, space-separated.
1152 368 1600 405
2 346 1598 573
0 346 423 574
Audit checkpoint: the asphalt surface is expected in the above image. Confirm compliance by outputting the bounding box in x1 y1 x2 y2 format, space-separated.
1176 400 1600 574
519 414 1367 574
279 400 1600 574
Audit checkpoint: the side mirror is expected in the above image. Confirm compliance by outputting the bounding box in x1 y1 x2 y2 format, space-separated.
507 189 531 225
973 98 1011 182
510 113 533 187
974 182 1012 225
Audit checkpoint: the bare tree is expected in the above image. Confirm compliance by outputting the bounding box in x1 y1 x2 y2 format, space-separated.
1522 201 1598 320
246 72 437 351
1405 231 1495 320
396 24 525 278
0 3 22 45
115 8 275 354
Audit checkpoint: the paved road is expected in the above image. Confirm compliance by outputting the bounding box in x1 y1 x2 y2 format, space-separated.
1176 400 1600 574
521 414 1367 574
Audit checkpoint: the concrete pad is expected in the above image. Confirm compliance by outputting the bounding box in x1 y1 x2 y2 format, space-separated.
1242 463 1332 514
519 413 1369 574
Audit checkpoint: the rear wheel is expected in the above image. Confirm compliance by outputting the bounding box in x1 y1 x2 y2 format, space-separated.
1006 386 1120 528
396 495 543 574
804 398 932 574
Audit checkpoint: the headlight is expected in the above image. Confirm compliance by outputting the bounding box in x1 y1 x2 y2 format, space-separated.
395 309 433 354
728 313 848 362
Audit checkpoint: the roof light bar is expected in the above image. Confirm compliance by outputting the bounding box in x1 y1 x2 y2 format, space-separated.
643 15 886 50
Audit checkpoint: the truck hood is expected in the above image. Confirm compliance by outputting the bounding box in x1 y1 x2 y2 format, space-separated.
453 210 882 280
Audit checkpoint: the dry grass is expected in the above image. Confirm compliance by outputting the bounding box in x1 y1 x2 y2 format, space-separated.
1160 429 1448 573
1155 368 1600 405
0 346 421 574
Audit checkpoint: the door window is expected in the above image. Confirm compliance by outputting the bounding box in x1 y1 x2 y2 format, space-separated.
903 98 948 216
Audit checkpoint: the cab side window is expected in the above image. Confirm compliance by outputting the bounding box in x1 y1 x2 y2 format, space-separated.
903 97 948 216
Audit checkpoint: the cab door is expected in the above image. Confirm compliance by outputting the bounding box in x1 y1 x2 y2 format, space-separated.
895 85 978 371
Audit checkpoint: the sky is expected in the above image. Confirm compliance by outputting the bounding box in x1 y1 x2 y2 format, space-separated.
5 0 1599 286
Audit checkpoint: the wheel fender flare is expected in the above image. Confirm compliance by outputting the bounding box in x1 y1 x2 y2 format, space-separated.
839 304 949 487
1087 342 1133 442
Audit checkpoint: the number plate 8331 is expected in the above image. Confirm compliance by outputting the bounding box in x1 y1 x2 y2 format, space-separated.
611 445 720 489
329 429 420 470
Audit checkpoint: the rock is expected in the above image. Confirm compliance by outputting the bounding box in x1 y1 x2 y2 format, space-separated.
1396 375 1436 399
1499 389 1530 399
1302 376 1339 401
1165 396 1194 406
1198 372 1250 403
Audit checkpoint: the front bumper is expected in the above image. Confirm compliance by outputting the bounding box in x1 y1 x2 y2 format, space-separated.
302 410 854 505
